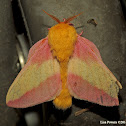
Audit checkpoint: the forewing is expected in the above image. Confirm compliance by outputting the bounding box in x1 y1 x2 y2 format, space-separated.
67 35 121 106
6 38 61 108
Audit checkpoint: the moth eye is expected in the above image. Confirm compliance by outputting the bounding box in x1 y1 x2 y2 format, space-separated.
69 23 74 26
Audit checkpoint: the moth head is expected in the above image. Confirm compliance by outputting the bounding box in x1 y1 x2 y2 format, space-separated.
43 10 82 50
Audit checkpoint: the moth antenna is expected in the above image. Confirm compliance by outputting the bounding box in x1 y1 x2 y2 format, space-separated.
64 12 83 23
42 10 60 23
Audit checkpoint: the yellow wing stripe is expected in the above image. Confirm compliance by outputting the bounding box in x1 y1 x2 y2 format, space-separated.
68 58 119 98
6 59 60 102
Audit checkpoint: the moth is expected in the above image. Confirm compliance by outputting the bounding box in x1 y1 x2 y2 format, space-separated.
6 10 122 110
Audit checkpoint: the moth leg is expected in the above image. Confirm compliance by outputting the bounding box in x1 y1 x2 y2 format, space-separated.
74 105 94 116
79 31 83 36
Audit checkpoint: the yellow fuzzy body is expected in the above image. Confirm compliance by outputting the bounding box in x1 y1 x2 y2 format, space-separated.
48 23 77 109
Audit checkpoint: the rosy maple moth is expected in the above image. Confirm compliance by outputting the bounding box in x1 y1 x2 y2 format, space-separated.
6 10 122 110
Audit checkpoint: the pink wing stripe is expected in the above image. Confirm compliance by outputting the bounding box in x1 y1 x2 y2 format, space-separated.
7 74 61 108
77 36 102 60
27 38 52 65
28 38 47 59
68 74 119 106
15 38 54 79
73 36 99 63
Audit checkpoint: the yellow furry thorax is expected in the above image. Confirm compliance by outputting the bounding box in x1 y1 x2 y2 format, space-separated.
48 22 77 109
48 22 77 62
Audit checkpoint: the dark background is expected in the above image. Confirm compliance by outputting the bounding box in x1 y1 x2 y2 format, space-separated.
0 0 126 126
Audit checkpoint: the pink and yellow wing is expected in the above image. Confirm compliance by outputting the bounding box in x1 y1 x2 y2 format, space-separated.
6 38 61 108
67 35 122 106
